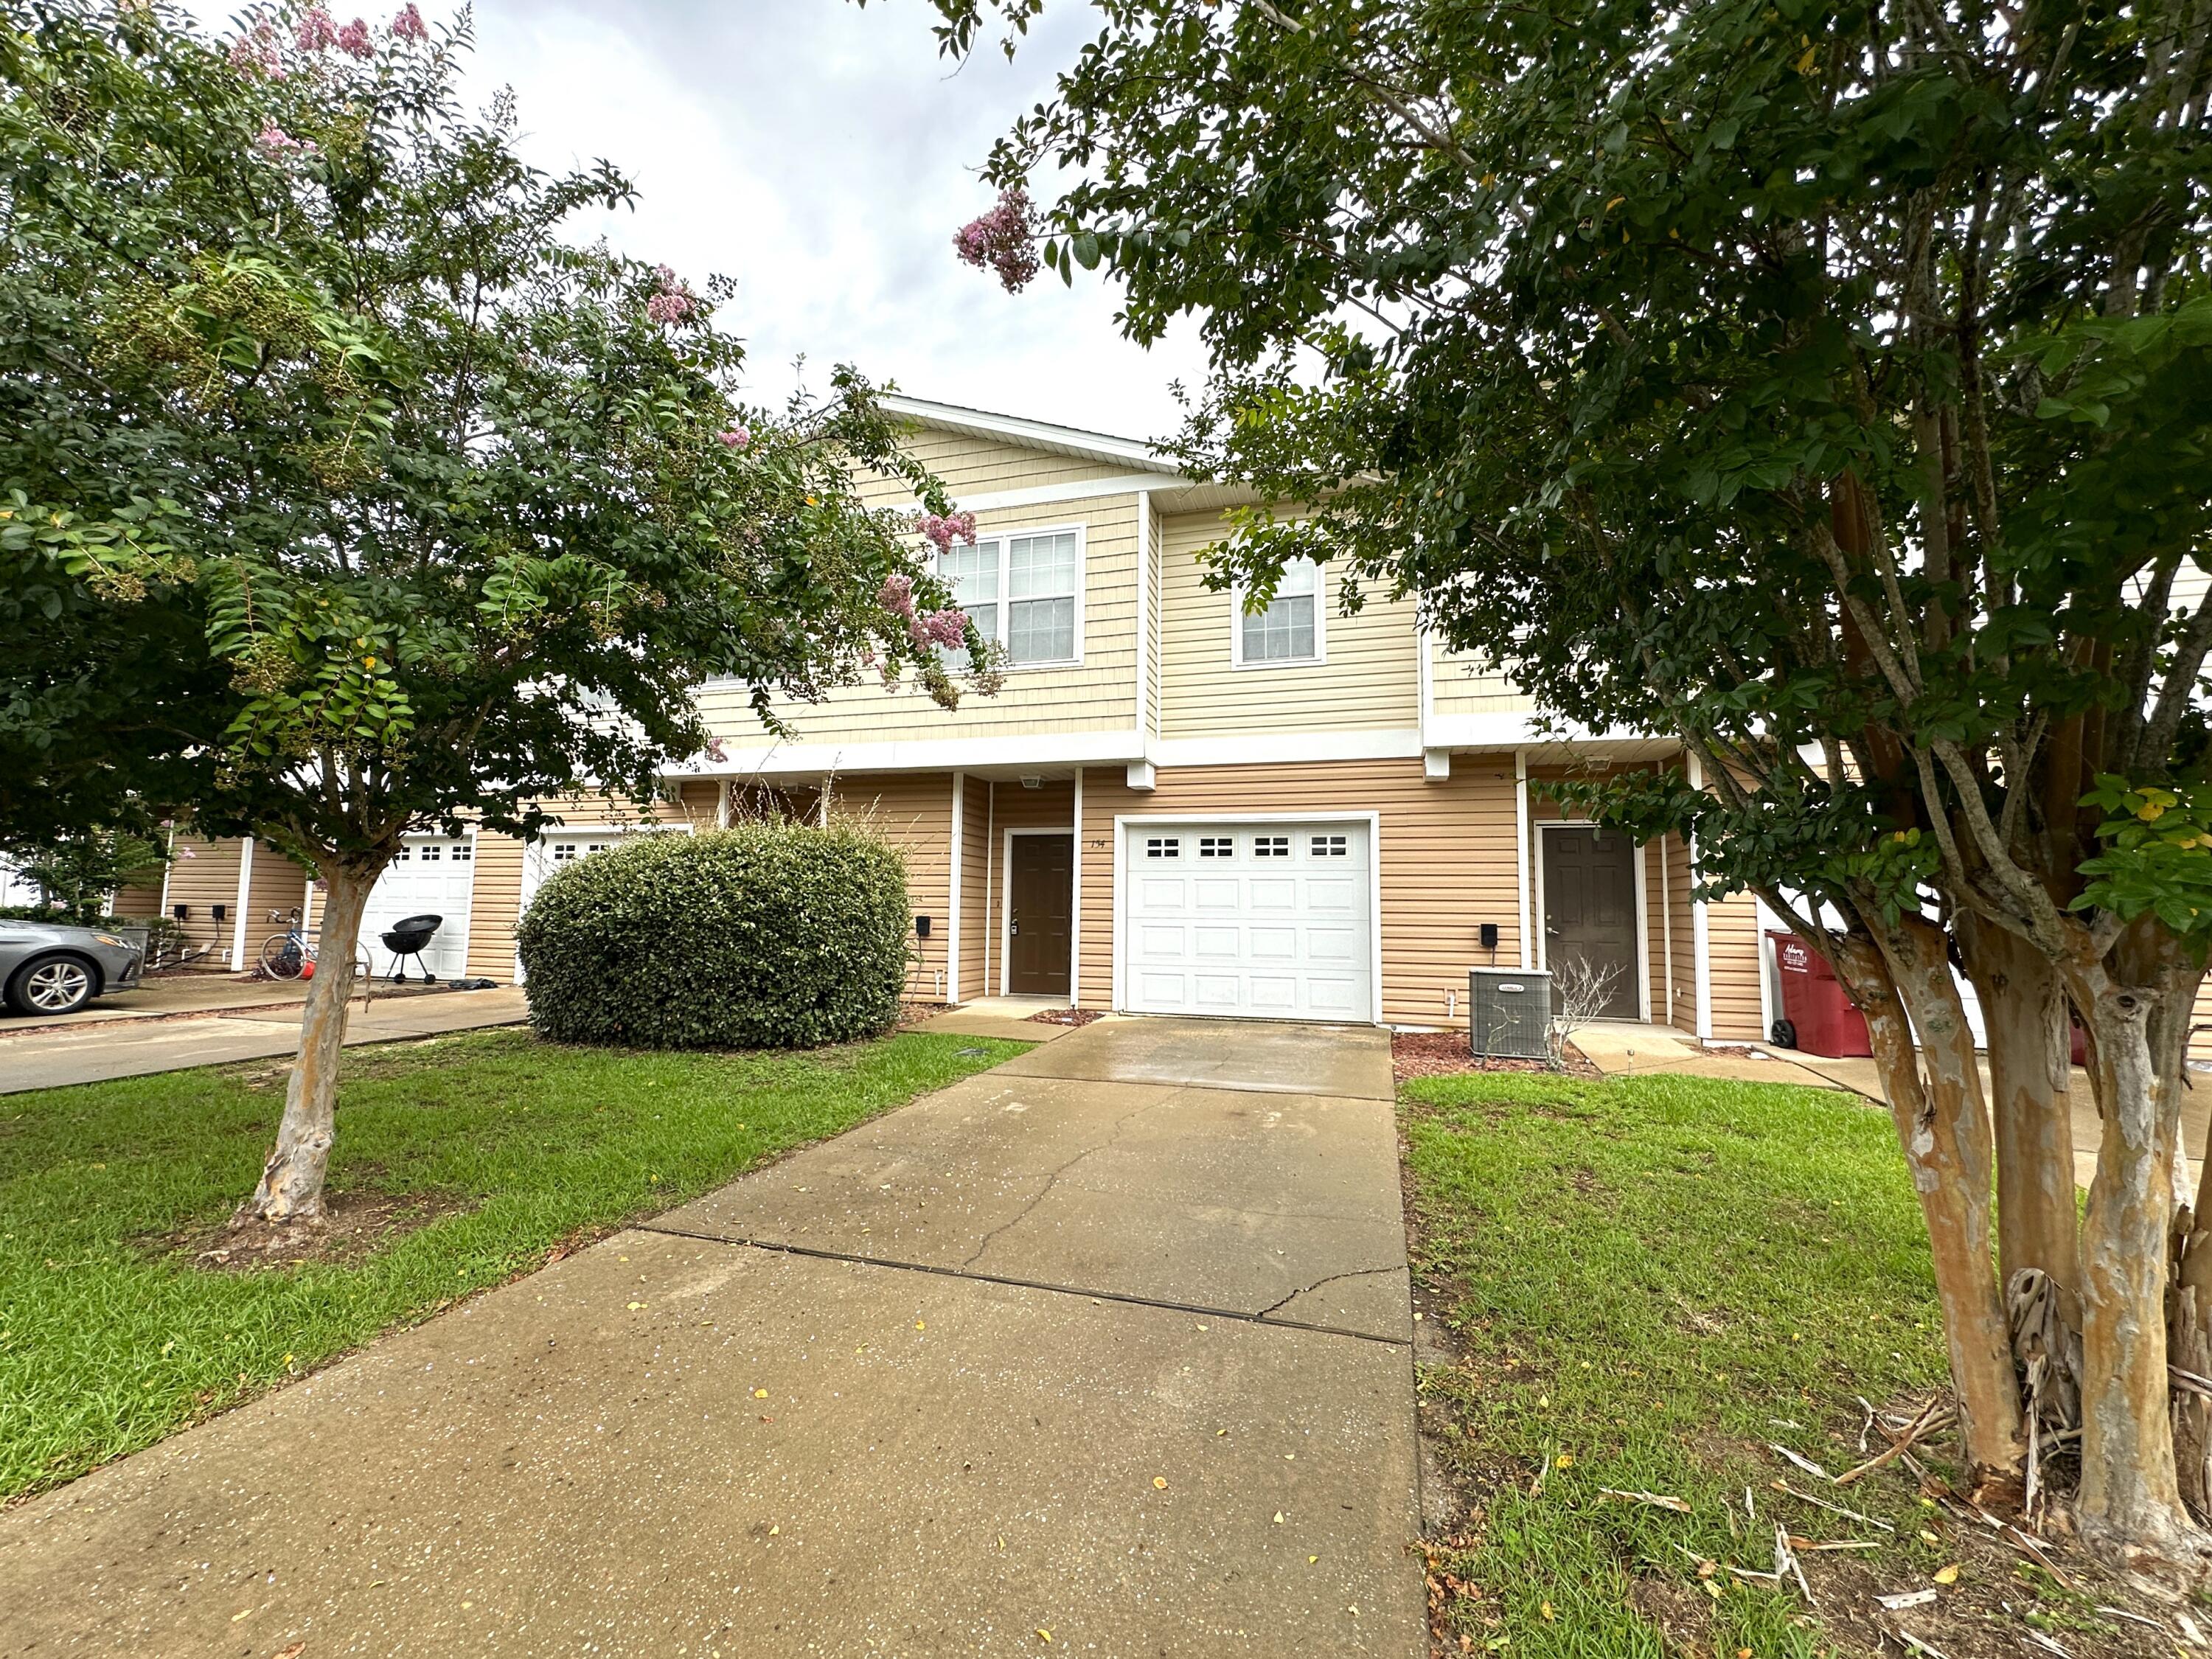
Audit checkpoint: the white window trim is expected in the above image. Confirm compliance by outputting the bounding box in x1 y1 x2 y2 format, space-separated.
1228 557 1327 670
998 825 1077 998
1109 810 1382 1024
939 521 1088 672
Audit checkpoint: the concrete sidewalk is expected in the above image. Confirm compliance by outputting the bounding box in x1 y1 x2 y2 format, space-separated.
0 986 530 1094
0 1017 1423 1656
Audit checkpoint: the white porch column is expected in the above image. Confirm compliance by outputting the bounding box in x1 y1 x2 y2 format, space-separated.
947 771 964 1003
1069 768 1084 1006
1686 751 1713 1040
230 839 254 968
1514 750 1532 970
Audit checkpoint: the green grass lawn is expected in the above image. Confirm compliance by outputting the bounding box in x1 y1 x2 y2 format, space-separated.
0 1026 1024 1502
1404 1070 2140 1658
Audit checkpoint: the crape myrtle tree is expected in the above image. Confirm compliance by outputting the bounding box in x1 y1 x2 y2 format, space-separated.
3 1 987 1225
902 0 2212 1579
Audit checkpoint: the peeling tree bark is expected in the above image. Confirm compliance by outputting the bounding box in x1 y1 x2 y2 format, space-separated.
1834 922 2025 1491
2065 948 2211 1583
234 863 372 1228
1958 914 2082 1320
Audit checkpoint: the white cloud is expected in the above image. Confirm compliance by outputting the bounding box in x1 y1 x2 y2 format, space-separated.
181 0 1209 443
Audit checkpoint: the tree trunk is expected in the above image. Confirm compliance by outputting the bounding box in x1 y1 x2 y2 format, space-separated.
234 864 371 1227
1834 922 2026 1492
2065 950 2211 1584
1958 914 2082 1318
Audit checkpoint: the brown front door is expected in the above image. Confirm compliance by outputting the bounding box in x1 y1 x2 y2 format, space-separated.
1543 827 1639 1018
1007 834 1074 997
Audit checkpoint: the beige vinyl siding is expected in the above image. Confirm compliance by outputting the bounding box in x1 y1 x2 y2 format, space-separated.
462 785 720 984
240 846 312 961
699 495 1142 751
958 775 991 1000
162 836 243 967
1666 830 1697 1034
1156 511 1421 739
1429 639 1537 720
108 877 164 921
1143 498 1164 739
1074 758 1523 1026
1705 891 1766 1041
855 430 1144 510
831 774 949 1002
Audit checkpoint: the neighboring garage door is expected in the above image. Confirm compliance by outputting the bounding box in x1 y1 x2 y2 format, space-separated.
360 833 475 980
1121 819 1375 1022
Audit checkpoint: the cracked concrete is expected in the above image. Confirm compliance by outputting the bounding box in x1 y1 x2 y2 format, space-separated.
0 1016 1421 1657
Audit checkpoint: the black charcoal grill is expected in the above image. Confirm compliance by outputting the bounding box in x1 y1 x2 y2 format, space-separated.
380 914 443 983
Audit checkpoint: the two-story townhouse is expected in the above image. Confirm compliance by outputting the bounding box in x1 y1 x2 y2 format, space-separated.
147 394 1787 1040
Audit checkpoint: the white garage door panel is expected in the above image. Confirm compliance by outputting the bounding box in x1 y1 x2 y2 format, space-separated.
361 835 474 979
1122 821 1375 1023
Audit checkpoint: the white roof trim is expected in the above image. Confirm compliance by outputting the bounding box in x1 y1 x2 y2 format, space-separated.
880 393 1185 476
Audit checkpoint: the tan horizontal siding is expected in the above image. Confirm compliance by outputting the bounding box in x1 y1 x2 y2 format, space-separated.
1074 758 1523 1026
702 496 1141 751
958 774 990 1001
855 431 1141 509
1706 891 1766 1042
831 774 950 1001
107 878 164 921
162 835 243 967
1156 510 1420 738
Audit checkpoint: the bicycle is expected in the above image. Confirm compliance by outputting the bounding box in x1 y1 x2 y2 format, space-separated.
257 908 315 979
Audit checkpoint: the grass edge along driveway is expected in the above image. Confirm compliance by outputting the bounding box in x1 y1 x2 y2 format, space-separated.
0 1026 1026 1502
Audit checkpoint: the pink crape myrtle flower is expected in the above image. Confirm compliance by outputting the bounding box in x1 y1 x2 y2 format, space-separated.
716 425 751 449
294 6 338 50
644 263 696 327
226 21 288 78
390 4 427 41
335 17 374 57
953 187 1041 293
877 574 917 619
917 510 978 552
254 119 313 158
922 609 969 649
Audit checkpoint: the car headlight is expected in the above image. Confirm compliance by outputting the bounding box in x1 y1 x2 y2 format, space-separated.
92 934 123 947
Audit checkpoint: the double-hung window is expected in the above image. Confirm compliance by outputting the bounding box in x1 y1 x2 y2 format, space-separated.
1234 557 1322 666
936 529 1081 667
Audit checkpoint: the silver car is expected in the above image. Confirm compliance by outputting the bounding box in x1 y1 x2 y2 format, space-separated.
0 919 145 1017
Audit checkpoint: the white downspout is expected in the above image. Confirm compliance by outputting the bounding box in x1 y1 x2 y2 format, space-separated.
1687 751 1713 1041
1070 768 1084 1006
947 771 964 1004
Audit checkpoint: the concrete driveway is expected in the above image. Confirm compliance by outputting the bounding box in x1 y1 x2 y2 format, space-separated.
0 1017 1423 1658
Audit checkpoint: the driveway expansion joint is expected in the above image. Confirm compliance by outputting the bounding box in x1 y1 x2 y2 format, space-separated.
630 1220 1413 1348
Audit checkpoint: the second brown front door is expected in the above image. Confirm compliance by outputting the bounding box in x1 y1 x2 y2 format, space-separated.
1543 826 1640 1018
1007 833 1074 997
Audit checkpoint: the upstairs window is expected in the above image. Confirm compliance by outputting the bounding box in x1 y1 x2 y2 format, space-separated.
936 529 1082 667
1234 557 1322 667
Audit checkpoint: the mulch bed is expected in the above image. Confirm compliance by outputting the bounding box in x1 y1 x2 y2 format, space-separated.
155 1189 470 1272
1026 1006 1105 1028
1393 1029 1601 1083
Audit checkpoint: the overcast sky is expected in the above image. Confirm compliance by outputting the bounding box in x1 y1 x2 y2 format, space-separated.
181 0 1208 443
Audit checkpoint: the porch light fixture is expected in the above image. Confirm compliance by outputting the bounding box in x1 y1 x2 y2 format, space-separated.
1019 773 1043 789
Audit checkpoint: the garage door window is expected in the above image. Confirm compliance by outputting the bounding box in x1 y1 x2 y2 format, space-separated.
1254 835 1290 858
1312 834 1347 857
1144 835 1181 858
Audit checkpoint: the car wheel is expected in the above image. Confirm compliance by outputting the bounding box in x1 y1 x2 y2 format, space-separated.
6 953 100 1017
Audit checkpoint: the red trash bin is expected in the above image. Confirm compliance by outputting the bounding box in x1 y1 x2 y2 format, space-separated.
1767 929 1872 1057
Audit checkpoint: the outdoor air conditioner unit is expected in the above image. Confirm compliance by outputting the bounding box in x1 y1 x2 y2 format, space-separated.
1469 967 1552 1060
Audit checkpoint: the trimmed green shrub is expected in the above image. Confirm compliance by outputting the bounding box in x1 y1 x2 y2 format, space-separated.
515 823 912 1049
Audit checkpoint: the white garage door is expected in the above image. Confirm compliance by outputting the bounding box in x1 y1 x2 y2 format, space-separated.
361 835 475 980
1121 820 1374 1021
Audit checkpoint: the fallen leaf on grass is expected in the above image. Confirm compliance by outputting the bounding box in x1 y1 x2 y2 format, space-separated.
1932 1563 1958 1585
1598 1486 1692 1513
1540 1601 1555 1621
